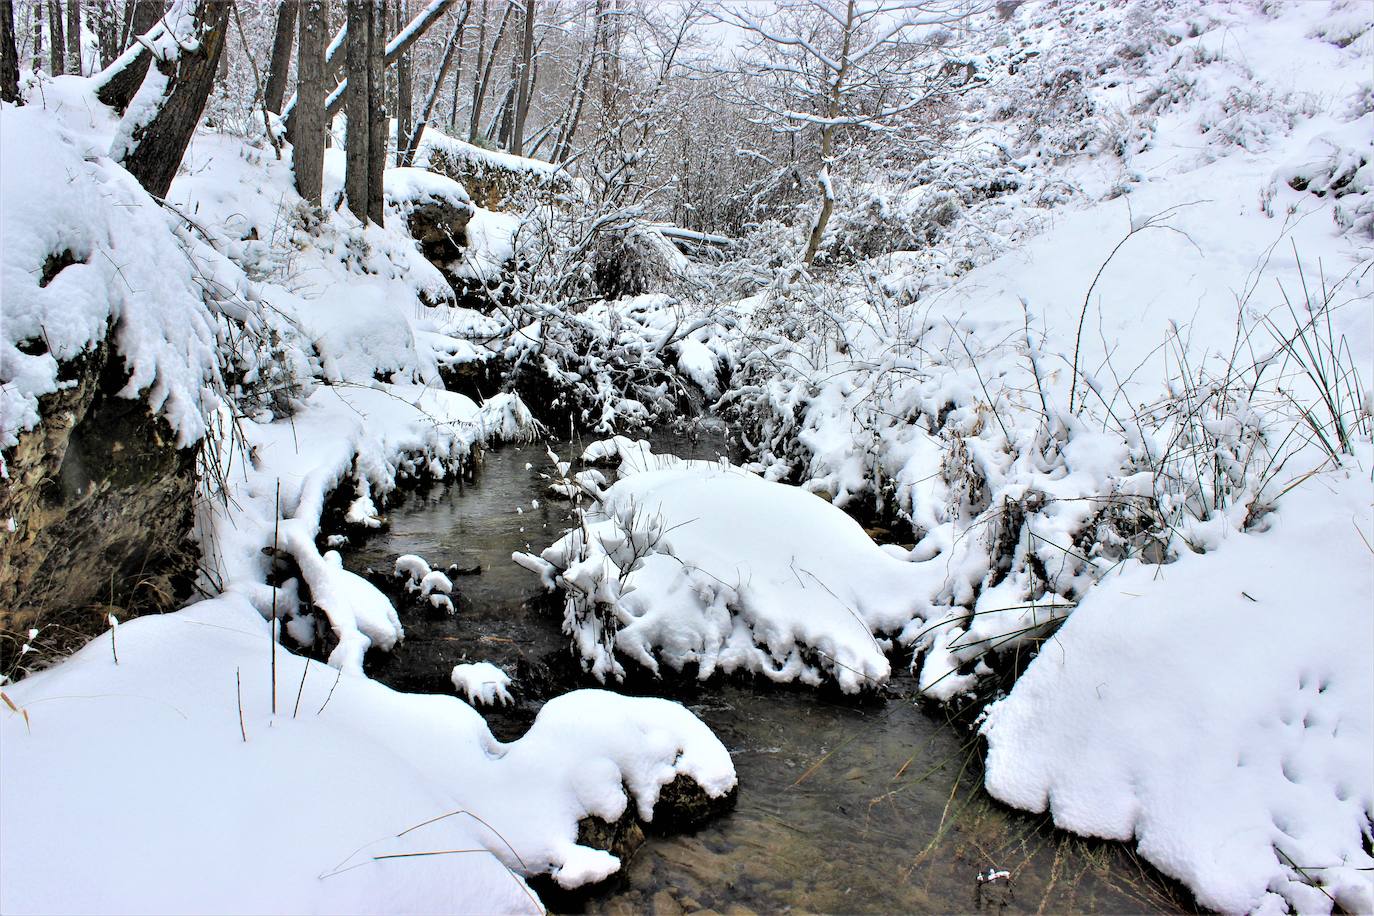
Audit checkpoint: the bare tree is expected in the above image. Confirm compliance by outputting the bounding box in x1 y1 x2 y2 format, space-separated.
551 0 603 164
393 0 412 160
294 0 328 204
264 1 297 113
401 0 468 165
99 0 166 112
343 0 374 221
366 0 386 224
713 0 976 264
468 0 510 141
0 0 19 102
46 0 63 74
99 0 230 198
64 0 79 74
31 1 42 74
509 0 534 153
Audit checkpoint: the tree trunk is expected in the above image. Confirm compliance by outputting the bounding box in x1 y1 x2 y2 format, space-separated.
263 1 296 113
97 0 164 113
46 0 64 74
343 0 371 221
552 0 601 164
93 0 120 69
115 0 230 199
122 0 163 49
509 0 533 154
403 2 465 165
468 0 508 142
64 0 79 75
393 0 411 164
0 0 19 102
447 0 468 128
366 0 386 224
32 2 43 74
294 0 327 204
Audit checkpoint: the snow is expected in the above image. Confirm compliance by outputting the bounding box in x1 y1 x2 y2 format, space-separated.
982 455 1374 914
1 82 221 456
517 440 929 693
415 126 562 178
452 661 515 707
0 598 736 913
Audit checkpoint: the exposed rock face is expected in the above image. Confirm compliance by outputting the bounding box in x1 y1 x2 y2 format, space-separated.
404 195 473 265
424 146 572 214
0 336 198 671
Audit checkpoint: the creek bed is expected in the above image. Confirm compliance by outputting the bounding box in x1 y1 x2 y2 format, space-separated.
346 432 1192 914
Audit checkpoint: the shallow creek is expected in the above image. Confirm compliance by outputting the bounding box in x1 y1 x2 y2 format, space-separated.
347 429 1191 914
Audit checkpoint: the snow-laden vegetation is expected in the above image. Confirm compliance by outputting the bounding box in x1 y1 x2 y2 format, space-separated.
1 0 1370 912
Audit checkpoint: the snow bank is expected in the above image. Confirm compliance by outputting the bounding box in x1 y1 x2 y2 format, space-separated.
982 459 1374 915
200 384 535 674
1 86 221 455
0 597 736 913
516 441 930 693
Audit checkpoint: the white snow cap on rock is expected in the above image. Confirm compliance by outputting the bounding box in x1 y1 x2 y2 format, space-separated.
519 440 930 693
451 661 514 707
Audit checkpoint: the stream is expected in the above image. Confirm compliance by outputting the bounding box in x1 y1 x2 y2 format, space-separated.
346 427 1193 914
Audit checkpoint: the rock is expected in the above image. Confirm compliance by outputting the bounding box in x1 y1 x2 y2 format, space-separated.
649 772 738 834
0 336 197 670
652 890 686 915
578 807 646 866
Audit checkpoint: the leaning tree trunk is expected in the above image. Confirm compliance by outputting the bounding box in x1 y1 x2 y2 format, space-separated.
97 0 165 113
46 0 64 74
65 0 79 74
112 0 230 199
0 1 19 102
294 0 327 204
403 2 466 165
366 0 387 225
263 0 296 113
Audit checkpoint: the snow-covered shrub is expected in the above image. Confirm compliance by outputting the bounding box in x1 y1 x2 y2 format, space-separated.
818 183 963 265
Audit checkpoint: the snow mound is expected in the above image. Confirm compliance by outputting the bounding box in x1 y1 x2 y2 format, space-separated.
0 598 736 912
516 443 928 693
452 661 514 707
982 461 1374 915
1 91 221 454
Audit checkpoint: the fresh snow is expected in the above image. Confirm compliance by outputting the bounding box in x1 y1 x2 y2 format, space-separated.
982 456 1374 914
0 598 736 913
452 661 515 707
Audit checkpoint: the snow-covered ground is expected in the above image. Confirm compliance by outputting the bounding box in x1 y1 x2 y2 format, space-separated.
0 598 735 913
3 1 1371 913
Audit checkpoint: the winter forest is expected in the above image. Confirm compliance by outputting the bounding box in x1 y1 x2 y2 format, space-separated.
0 0 1371 912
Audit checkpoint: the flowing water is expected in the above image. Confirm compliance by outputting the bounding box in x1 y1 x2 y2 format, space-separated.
347 428 1193 915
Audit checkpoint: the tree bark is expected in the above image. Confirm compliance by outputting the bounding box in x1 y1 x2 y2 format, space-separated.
263 1 296 113
402 1 465 165
97 0 164 113
0 0 19 102
46 0 64 74
343 0 371 221
552 0 602 164
294 0 327 204
509 0 533 153
64 0 80 75
366 0 386 224
93 0 120 69
393 0 411 164
468 0 509 142
116 0 230 199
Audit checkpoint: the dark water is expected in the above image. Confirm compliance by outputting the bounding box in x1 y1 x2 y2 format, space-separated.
346 428 1192 915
